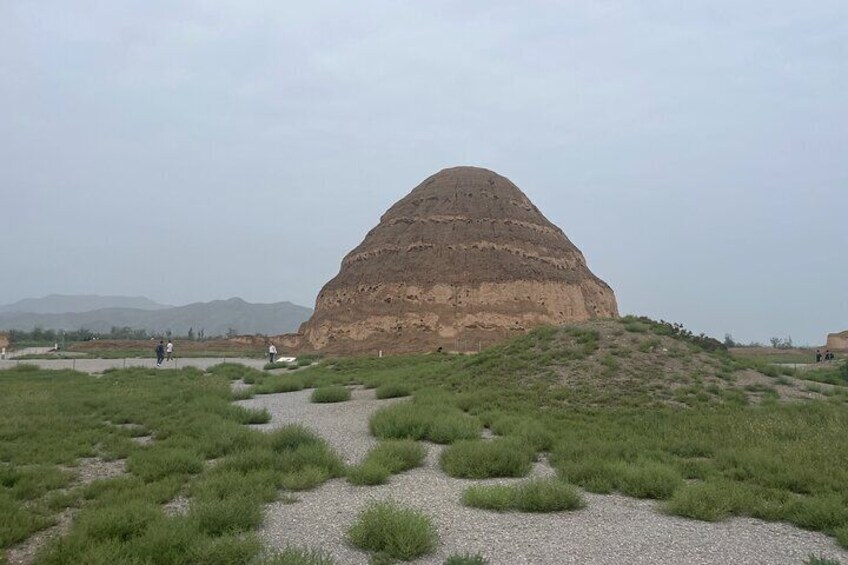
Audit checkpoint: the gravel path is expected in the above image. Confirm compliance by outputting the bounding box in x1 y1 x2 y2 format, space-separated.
238 387 403 464
0 357 266 374
239 388 848 565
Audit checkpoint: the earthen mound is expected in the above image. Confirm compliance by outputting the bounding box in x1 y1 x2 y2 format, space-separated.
294 166 618 354
826 331 848 352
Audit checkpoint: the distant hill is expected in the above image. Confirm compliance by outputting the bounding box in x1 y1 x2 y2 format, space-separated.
0 297 312 336
0 294 171 314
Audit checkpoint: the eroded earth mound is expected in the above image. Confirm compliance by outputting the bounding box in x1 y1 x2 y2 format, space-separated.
290 166 618 354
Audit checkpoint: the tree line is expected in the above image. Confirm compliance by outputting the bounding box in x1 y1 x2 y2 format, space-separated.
6 326 229 346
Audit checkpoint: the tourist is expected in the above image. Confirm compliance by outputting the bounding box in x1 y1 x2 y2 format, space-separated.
816 349 822 363
166 339 174 361
268 343 277 364
155 340 165 367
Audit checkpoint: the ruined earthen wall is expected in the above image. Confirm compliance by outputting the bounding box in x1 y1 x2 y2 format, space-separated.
826 332 848 351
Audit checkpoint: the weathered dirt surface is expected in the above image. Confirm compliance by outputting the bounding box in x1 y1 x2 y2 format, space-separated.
291 166 618 355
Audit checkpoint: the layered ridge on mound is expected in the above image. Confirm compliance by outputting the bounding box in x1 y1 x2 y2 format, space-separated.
291 166 618 354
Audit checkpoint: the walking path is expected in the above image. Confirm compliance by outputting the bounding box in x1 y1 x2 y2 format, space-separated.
4 347 53 359
0 357 265 373
237 388 848 565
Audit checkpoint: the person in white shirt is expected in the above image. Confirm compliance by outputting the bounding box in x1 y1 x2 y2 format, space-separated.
166 340 174 361
268 343 277 364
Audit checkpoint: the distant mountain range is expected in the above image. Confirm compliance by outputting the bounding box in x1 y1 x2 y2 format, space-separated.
0 294 171 314
0 295 312 336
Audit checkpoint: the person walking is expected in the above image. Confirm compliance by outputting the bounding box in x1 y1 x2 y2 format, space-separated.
155 340 165 367
816 349 822 363
268 343 277 364
166 340 174 361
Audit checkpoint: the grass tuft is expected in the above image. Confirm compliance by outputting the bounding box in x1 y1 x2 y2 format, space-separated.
346 500 438 561
375 383 412 399
440 439 534 479
256 376 305 394
280 466 330 491
462 479 584 513
126 448 204 482
370 402 480 444
347 441 427 486
663 481 743 522
346 460 391 486
310 386 352 403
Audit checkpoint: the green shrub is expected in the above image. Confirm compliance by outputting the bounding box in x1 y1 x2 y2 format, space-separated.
461 484 514 511
366 441 427 474
207 363 263 382
76 500 161 541
125 516 201 564
616 461 683 499
279 444 345 478
216 447 278 474
45 490 81 511
1 465 73 501
786 493 848 531
346 501 438 561
230 387 254 401
555 456 618 494
664 481 744 522
232 406 271 425
191 469 279 504
514 479 585 512
347 460 391 486
624 321 648 333
0 492 54 547
256 376 305 394
347 441 427 486
440 439 533 479
370 403 480 444
191 496 263 535
488 416 555 451
280 466 330 491
311 386 352 403
375 383 411 399
126 448 204 482
836 525 848 549
555 454 682 500
427 413 481 444
264 361 293 371
268 425 323 452
190 533 263 565
462 479 584 513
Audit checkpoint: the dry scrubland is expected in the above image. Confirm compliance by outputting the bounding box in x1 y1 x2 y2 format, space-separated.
1 317 847 564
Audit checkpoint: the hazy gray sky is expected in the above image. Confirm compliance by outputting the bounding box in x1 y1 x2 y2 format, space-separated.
1 1 845 345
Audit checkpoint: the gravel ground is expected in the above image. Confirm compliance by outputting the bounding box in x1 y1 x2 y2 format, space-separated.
238 387 403 464
239 388 848 565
